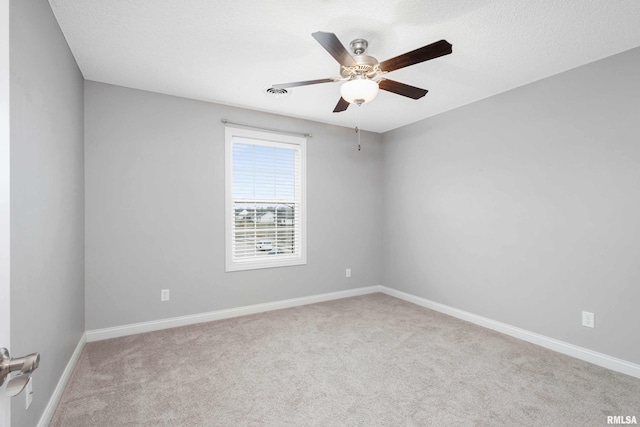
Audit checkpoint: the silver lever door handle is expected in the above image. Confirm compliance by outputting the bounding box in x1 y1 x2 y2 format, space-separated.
0 348 40 397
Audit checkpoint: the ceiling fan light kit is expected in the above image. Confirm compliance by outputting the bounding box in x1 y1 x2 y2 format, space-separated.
340 77 379 105
271 31 453 113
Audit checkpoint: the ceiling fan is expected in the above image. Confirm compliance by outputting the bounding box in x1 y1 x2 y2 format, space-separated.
272 31 453 113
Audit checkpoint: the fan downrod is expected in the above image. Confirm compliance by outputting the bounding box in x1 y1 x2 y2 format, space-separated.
349 39 368 55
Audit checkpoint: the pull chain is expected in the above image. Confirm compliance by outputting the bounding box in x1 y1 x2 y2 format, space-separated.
355 103 361 151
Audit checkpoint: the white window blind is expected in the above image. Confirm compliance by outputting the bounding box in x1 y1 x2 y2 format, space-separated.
225 127 306 271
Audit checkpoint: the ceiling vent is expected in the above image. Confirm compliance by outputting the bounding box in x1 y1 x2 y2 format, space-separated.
264 87 289 98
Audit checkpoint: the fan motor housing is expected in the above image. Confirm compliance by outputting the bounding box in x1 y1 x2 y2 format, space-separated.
340 54 380 78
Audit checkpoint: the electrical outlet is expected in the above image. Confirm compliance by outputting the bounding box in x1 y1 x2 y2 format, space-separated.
26 377 33 409
346 268 351 278
161 289 170 302
582 311 595 328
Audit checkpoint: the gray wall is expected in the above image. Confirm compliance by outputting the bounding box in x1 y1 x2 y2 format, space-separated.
9 0 85 425
84 81 383 330
382 47 640 365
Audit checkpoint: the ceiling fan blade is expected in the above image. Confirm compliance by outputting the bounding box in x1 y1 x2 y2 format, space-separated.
333 97 350 113
379 40 452 73
312 31 357 67
378 79 428 99
272 78 337 90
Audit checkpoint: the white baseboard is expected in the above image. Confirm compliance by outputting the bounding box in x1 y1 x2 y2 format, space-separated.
37 333 86 427
83 284 639 379
86 286 382 342
379 286 640 379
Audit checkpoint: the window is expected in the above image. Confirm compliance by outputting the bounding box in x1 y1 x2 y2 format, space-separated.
225 127 306 271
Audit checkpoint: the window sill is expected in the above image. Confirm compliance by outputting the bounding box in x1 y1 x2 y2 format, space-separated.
225 256 307 272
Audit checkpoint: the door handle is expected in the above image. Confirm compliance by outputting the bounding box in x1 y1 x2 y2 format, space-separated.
0 348 40 397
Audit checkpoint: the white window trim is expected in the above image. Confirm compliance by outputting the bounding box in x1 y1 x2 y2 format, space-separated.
225 126 307 272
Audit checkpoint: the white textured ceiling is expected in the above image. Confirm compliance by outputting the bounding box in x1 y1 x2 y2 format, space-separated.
49 0 640 133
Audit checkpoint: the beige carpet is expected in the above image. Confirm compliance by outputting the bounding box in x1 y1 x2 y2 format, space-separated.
50 293 640 426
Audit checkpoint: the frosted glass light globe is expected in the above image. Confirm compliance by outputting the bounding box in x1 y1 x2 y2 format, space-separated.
340 78 379 104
